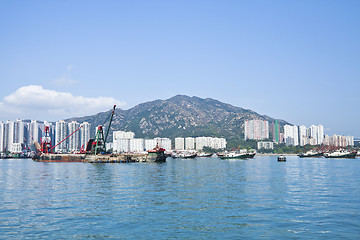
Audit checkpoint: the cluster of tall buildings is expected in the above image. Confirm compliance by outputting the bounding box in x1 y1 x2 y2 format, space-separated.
54 120 91 152
0 119 51 153
112 131 227 153
243 119 354 147
112 131 172 153
1 117 355 154
0 119 91 153
174 137 226 151
283 124 353 147
323 134 354 147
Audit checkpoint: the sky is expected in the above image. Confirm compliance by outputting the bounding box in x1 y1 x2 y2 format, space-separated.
0 0 359 137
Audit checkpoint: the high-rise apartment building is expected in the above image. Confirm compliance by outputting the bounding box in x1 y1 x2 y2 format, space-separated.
68 121 80 152
309 125 324 145
113 130 135 153
175 138 185 150
129 139 144 152
144 139 157 151
323 134 354 147
272 120 280 143
5 120 15 151
244 120 269 140
113 131 135 140
299 125 307 146
0 122 5 152
195 137 227 150
80 122 91 149
185 137 195 150
154 138 171 150
284 125 299 146
55 120 68 152
15 119 26 145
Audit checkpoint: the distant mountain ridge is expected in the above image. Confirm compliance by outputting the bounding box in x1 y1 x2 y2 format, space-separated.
66 95 289 142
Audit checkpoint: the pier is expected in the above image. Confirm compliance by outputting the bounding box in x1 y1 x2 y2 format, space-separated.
85 153 147 163
33 153 149 163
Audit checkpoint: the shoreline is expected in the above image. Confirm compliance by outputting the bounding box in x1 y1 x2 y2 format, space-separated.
257 153 298 156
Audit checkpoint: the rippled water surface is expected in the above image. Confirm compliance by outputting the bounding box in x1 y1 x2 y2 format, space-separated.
1 156 360 239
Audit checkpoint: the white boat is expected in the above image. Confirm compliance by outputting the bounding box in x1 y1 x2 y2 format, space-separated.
197 152 213 157
324 150 356 159
219 151 255 159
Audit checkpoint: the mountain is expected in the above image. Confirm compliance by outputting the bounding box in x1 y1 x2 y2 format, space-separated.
66 95 289 144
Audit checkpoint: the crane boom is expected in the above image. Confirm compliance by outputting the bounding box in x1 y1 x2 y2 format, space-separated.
50 125 83 152
104 105 116 144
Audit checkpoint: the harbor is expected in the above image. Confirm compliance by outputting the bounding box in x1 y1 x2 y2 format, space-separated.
2 155 360 239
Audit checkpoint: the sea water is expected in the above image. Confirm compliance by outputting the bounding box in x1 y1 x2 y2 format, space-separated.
1 156 360 239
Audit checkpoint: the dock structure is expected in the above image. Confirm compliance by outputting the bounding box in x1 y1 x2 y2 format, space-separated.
33 153 149 163
85 153 147 163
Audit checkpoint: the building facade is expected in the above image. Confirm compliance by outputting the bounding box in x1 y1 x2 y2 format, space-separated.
284 125 299 146
185 137 195 150
175 138 185 150
80 122 91 149
244 120 269 140
55 120 68 152
257 141 274 150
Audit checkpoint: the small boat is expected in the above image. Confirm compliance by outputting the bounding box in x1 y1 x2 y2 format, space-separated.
278 155 286 161
147 146 167 162
181 152 197 159
298 150 323 158
197 152 213 158
324 150 357 159
219 151 254 160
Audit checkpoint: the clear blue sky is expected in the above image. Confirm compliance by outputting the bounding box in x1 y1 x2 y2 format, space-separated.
0 0 359 137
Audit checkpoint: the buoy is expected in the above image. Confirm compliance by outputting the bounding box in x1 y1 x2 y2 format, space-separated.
278 155 286 161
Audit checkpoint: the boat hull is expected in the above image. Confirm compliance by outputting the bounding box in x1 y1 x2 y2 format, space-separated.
147 153 167 162
220 153 255 159
298 153 323 158
33 153 87 162
324 152 357 159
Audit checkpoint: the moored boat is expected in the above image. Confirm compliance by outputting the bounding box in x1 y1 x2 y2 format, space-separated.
324 150 357 159
219 151 255 159
147 146 167 162
298 150 323 158
278 155 286 161
181 152 197 159
197 152 213 157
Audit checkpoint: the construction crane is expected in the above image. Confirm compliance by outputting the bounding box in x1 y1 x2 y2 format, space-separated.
40 126 52 153
88 105 116 155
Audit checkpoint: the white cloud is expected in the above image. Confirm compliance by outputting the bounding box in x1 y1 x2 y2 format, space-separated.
1 85 126 120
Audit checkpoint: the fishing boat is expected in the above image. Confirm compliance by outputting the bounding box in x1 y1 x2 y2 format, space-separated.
324 150 357 159
181 152 197 159
219 151 254 159
298 150 323 158
147 145 167 162
197 152 213 157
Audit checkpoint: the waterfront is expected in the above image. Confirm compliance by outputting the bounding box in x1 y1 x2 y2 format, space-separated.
1 156 360 239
